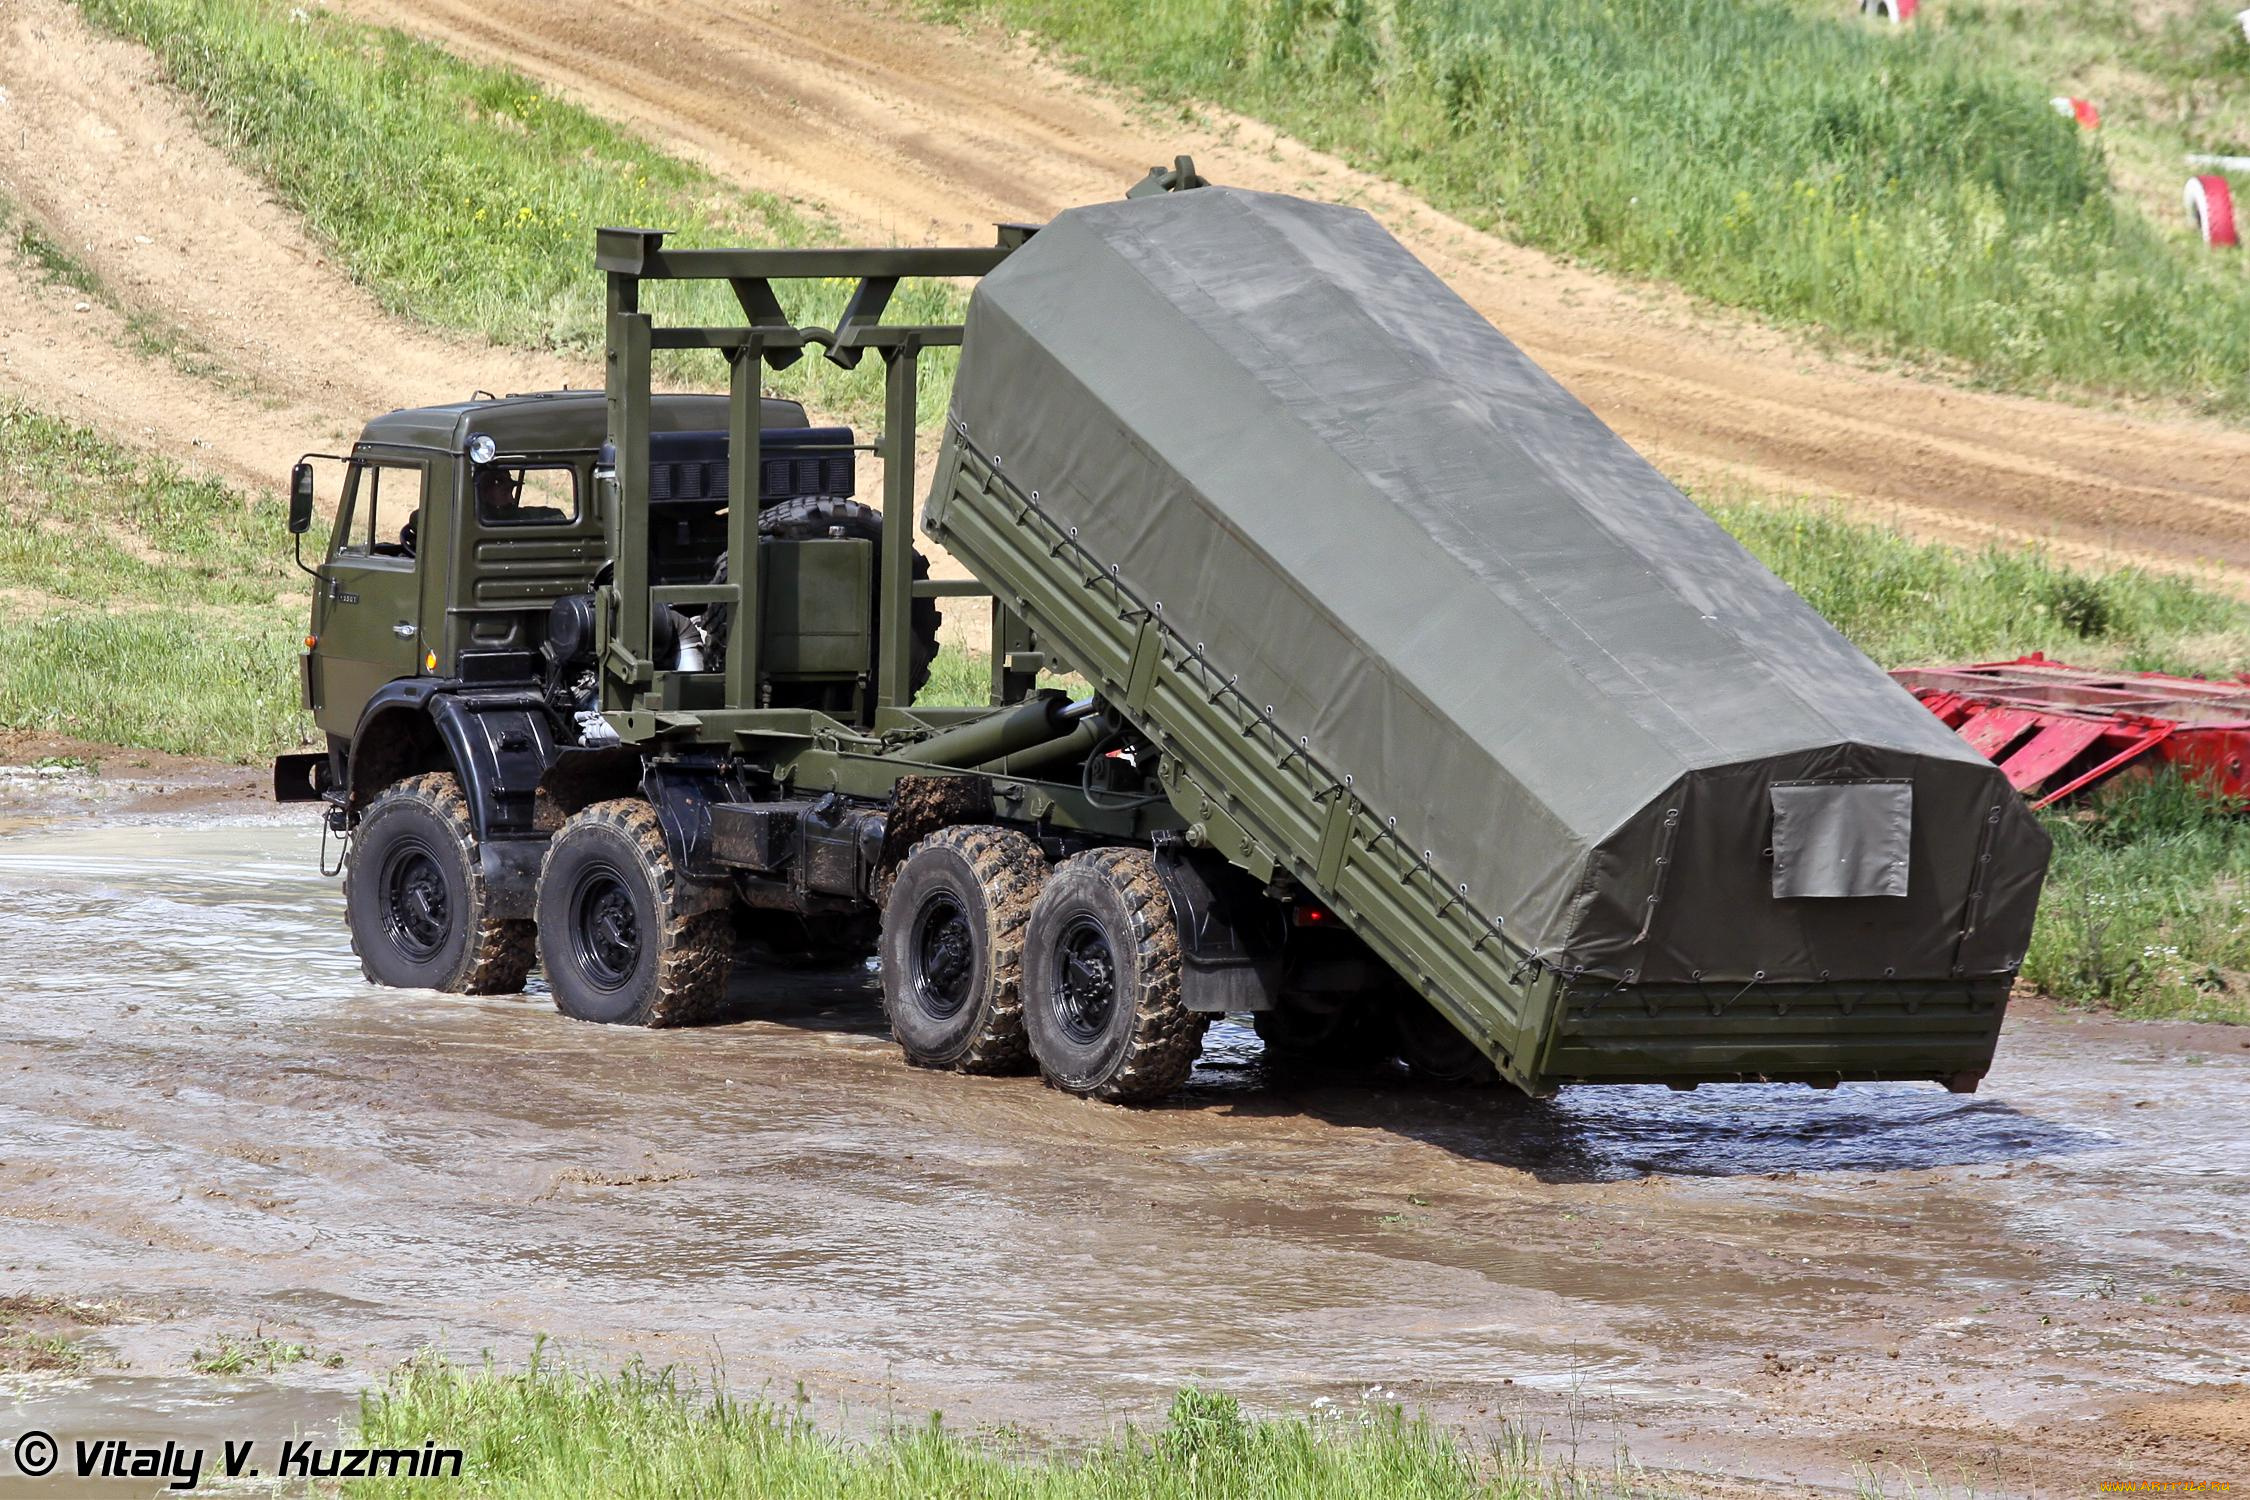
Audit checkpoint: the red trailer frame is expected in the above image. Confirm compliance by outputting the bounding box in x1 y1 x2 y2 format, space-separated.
1891 654 2250 809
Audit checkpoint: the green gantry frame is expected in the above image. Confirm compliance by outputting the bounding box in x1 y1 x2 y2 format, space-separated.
593 226 1035 736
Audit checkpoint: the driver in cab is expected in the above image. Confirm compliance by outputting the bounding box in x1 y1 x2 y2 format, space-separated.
475 463 567 526
395 463 567 557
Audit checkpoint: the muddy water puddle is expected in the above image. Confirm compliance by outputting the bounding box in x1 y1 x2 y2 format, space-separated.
1 819 2246 1493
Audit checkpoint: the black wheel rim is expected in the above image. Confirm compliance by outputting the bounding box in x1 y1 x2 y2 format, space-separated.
568 865 641 992
910 892 975 1020
380 839 451 961
1052 915 1119 1044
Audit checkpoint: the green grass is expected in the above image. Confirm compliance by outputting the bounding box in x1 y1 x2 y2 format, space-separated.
191 1333 316 1376
1708 498 2250 676
0 1295 116 1375
14 220 101 296
1938 1 2250 214
343 1352 1601 1499
2026 772 2250 1021
0 401 312 761
76 0 964 425
925 0 2250 416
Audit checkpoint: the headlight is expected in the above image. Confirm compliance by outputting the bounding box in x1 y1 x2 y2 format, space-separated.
467 433 498 466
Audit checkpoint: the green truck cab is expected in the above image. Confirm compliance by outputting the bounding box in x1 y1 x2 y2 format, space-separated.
293 390 849 737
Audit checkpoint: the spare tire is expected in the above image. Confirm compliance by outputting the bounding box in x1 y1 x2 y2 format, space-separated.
704 498 942 704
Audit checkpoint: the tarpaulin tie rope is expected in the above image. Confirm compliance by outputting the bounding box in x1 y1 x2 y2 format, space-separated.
1714 971 1768 1016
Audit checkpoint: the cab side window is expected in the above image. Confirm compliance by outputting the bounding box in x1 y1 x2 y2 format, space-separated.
333 461 425 558
473 464 579 527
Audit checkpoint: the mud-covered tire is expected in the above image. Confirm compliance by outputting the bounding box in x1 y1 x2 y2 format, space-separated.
1391 994 1499 1087
878 825 1045 1073
706 498 942 702
1022 848 1205 1102
536 798 731 1027
344 772 534 994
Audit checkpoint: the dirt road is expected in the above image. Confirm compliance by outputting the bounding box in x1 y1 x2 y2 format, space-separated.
0 796 2243 1496
334 0 2250 588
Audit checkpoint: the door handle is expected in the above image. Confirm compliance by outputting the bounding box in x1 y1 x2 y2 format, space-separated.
392 623 416 639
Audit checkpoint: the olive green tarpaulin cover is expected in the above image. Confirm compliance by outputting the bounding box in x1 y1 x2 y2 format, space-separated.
944 189 2048 985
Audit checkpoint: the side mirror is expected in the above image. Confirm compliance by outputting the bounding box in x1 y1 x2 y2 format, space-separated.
288 462 316 535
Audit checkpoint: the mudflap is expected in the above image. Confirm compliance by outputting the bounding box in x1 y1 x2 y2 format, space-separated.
424 692 559 841
1150 840 1285 1013
479 836 547 922
641 760 733 882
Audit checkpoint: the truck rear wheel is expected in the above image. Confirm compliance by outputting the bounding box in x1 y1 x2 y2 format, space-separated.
1391 994 1499 1087
1253 999 1378 1067
344 772 534 994
1021 848 1205 1102
536 798 731 1027
879 825 1044 1073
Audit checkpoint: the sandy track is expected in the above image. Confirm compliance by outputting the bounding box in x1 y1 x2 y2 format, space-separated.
345 0 2250 587
0 0 586 496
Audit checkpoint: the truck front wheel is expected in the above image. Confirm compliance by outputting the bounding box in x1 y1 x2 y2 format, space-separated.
344 772 535 994
1021 848 1205 1103
536 799 731 1027
879 825 1045 1073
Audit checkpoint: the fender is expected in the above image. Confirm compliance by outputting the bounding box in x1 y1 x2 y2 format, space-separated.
347 681 559 843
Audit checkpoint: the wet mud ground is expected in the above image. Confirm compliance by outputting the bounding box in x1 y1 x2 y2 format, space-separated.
0 796 2244 1496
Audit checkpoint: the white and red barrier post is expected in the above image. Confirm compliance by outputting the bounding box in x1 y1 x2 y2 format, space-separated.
2185 174 2239 248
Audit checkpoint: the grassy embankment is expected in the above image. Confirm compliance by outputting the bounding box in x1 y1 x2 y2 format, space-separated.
928 0 2250 415
0 401 308 761
40 0 2250 1020
338 1354 1592 1500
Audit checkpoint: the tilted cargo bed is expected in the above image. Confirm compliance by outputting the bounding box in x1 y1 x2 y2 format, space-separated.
925 188 2048 1093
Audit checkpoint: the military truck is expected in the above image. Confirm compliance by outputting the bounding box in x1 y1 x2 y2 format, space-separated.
279 169 2049 1102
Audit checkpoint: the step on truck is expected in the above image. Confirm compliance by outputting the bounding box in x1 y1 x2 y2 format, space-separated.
277 165 2050 1103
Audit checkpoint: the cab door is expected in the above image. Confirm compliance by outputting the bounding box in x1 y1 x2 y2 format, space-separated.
311 455 428 739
